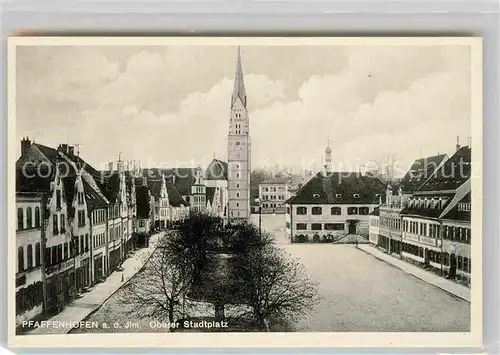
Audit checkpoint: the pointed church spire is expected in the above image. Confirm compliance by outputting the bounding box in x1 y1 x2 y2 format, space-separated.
231 46 247 108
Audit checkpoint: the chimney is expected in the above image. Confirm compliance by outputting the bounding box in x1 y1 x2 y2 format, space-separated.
68 146 75 156
21 137 31 157
108 161 114 171
456 136 461 152
143 176 147 186
57 143 69 154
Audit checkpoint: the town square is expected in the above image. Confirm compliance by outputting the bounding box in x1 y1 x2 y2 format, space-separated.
13 41 473 334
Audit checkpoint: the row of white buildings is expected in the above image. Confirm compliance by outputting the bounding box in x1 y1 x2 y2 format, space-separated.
369 142 471 286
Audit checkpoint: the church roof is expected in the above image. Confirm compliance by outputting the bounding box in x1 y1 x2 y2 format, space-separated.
206 159 228 180
231 47 247 108
286 172 386 205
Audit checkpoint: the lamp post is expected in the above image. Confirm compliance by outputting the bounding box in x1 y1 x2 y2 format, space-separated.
255 198 262 237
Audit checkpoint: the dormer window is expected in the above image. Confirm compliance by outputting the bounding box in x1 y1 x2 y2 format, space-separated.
353 194 360 199
335 194 342 199
313 194 320 199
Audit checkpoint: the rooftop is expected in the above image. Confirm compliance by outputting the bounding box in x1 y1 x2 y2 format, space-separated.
286 172 386 205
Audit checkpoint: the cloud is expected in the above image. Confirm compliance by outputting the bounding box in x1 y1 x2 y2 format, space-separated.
15 45 472 173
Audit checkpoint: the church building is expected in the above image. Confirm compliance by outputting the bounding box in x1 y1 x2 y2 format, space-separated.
227 47 251 222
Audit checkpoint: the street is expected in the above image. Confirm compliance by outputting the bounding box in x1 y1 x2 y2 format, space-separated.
252 214 470 332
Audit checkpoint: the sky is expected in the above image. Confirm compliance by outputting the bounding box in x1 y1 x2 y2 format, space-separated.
15 44 472 175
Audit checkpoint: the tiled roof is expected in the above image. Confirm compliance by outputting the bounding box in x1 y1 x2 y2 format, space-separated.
400 154 447 193
206 187 216 204
147 179 162 199
441 192 471 222
141 168 195 197
100 172 120 203
400 192 455 219
33 143 59 163
16 166 54 193
136 185 150 219
205 159 228 180
286 172 386 205
417 147 471 192
83 179 108 212
166 182 189 207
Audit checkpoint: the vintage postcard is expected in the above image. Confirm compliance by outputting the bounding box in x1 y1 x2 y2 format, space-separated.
7 36 482 348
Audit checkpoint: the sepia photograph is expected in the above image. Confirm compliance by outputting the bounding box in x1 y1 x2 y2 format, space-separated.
8 36 482 348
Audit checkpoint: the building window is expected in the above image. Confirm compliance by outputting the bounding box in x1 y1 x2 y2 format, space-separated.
330 207 341 215
236 173 240 178
325 223 345 230
359 207 369 215
60 214 66 233
347 207 358 215
34 207 40 227
17 247 24 272
312 207 322 215
65 242 69 260
237 193 239 197
27 244 33 269
53 215 58 235
35 243 41 266
311 223 322 231
285 222 291 229
296 223 307 230
85 234 89 251
80 236 84 254
26 207 32 228
56 190 61 209
17 208 24 230
296 207 307 215
286 207 291 214
57 244 63 262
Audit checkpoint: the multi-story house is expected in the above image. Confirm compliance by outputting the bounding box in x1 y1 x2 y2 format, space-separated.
88 190 108 284
15 190 45 326
136 182 153 246
191 166 206 213
258 177 290 214
400 144 471 285
368 207 380 245
285 171 386 243
377 154 447 256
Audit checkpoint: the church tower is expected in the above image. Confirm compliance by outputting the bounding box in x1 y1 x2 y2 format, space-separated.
227 47 251 221
322 139 332 176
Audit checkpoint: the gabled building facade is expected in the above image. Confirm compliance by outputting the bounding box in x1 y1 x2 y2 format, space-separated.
400 145 471 285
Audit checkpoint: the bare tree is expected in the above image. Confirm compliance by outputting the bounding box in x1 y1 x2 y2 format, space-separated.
118 236 192 324
230 228 319 330
382 154 398 184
